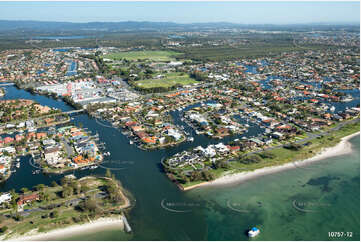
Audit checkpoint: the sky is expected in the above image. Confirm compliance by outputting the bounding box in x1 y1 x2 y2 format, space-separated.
0 1 359 24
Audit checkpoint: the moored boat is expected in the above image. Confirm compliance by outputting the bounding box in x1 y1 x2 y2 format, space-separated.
248 227 260 237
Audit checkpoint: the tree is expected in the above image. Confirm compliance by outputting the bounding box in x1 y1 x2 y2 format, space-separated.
60 177 69 186
54 136 60 143
50 210 58 218
284 143 302 151
189 171 202 181
214 160 230 169
34 184 45 191
9 190 18 212
259 152 276 159
83 196 98 212
13 213 23 221
177 174 188 184
20 187 29 194
70 181 81 195
39 192 50 202
239 155 262 164
0 226 8 233
201 170 215 181
62 186 73 198
81 184 90 193
51 181 58 187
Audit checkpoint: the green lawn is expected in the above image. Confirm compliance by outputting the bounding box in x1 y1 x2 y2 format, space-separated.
104 50 181 61
134 73 198 89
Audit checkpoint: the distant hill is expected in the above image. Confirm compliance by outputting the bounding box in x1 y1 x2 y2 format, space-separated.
0 20 359 33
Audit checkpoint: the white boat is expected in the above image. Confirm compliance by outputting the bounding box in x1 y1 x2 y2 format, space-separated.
16 162 20 168
248 227 260 237
129 140 134 145
187 137 194 142
330 106 335 112
89 165 98 169
16 158 20 162
341 95 353 102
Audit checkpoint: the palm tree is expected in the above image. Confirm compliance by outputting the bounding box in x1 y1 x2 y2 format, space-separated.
20 187 29 194
34 184 45 192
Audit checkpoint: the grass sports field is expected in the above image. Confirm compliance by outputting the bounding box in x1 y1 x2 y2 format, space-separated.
104 50 181 61
134 72 198 89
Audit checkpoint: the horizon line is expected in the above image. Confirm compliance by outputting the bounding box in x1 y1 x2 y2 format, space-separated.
0 19 359 26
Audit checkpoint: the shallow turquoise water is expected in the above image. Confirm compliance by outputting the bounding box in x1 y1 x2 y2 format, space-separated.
187 136 360 241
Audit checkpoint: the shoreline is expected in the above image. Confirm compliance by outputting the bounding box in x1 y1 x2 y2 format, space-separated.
6 216 124 241
183 131 360 191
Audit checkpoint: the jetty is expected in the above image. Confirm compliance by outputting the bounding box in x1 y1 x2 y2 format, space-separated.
122 214 132 233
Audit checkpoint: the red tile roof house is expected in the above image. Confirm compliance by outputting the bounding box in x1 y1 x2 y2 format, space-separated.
17 193 40 210
15 134 24 142
125 121 137 127
4 137 14 144
27 132 36 140
36 132 47 140
226 145 240 154
0 164 6 174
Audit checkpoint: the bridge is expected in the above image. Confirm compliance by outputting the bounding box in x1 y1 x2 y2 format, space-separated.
0 83 15 87
63 109 85 114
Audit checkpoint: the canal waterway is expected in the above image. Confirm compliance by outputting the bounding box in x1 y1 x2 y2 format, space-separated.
0 85 359 240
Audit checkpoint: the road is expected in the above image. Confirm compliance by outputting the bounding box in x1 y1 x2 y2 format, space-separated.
62 137 74 157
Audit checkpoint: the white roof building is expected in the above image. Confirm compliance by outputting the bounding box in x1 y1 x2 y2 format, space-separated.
0 193 11 204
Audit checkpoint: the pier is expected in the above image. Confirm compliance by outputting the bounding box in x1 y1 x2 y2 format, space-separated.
122 214 132 233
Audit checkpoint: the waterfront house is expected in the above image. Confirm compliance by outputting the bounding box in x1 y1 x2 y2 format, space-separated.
227 145 240 153
17 193 40 207
4 137 14 144
27 132 36 140
15 134 24 141
142 136 157 144
44 146 60 165
272 132 284 139
0 164 6 174
0 193 11 205
72 155 94 165
36 132 47 140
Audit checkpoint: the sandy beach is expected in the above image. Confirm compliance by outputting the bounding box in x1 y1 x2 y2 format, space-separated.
7 216 124 241
184 132 360 191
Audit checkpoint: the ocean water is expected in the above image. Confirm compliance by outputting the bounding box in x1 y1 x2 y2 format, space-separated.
187 135 360 241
